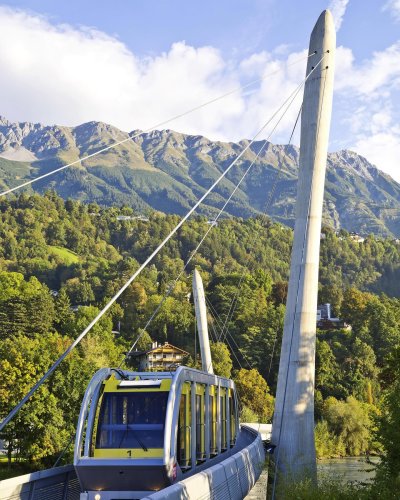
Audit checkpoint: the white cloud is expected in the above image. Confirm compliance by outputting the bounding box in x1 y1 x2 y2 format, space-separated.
333 42 400 180
383 0 400 22
335 42 400 96
328 0 350 31
0 6 306 144
0 6 400 182
353 129 400 181
350 104 400 180
0 7 243 138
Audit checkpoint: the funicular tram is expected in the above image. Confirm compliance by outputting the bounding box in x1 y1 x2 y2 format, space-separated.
74 365 239 499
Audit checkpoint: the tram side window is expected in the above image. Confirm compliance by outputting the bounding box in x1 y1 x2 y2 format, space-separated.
209 395 217 455
177 388 191 470
90 386 105 455
229 393 236 447
220 394 227 450
196 394 205 460
95 392 168 450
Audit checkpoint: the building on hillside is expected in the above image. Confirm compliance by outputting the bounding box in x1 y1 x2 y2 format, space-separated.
317 303 351 331
133 215 150 222
116 215 150 222
316 303 331 321
349 232 365 243
116 215 133 221
128 342 189 371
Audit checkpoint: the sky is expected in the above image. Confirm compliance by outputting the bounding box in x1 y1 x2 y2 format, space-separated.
0 0 399 180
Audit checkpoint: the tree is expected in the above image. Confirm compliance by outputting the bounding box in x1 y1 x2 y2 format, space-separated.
63 278 95 305
54 288 74 332
0 272 55 339
340 288 373 331
144 295 194 348
46 221 66 246
4 231 18 260
0 333 69 464
71 306 123 369
376 347 400 481
348 338 379 402
376 380 400 480
316 339 340 399
314 420 345 458
234 368 274 423
271 281 288 305
322 396 376 456
210 342 232 378
120 282 148 333
318 284 343 317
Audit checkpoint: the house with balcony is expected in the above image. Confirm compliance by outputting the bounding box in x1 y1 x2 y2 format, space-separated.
128 341 189 371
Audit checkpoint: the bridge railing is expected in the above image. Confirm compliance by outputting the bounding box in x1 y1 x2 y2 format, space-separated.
0 464 80 500
143 425 266 500
0 426 265 500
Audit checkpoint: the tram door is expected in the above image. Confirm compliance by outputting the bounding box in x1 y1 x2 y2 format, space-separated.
177 382 191 470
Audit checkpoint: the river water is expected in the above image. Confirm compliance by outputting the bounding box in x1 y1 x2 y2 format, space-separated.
317 457 379 484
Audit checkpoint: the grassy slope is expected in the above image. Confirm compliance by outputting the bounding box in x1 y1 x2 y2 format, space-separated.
47 246 80 264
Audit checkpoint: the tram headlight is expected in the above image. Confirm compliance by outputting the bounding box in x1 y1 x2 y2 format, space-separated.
94 494 101 500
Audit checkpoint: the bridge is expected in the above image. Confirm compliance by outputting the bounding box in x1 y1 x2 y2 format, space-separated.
0 9 335 500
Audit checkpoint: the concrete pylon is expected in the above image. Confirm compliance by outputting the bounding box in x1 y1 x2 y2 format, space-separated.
192 268 214 374
271 10 335 482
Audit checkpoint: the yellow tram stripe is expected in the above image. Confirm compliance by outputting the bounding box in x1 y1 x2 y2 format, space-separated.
93 448 164 458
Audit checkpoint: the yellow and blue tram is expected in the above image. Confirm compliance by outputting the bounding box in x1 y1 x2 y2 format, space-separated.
74 366 239 499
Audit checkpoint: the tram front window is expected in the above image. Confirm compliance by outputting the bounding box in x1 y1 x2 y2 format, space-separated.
95 392 168 450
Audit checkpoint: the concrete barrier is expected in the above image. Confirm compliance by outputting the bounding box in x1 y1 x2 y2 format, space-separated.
0 465 79 500
0 427 264 500
143 426 265 500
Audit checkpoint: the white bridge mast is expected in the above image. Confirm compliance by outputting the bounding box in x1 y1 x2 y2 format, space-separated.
271 10 336 481
192 268 214 374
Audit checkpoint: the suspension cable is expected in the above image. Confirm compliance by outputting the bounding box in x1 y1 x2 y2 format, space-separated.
122 62 318 363
218 101 303 346
266 325 281 384
0 53 315 199
207 310 244 372
0 61 321 432
207 305 243 369
206 296 252 369
205 296 251 367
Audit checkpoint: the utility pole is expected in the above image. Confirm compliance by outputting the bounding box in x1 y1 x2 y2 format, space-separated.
192 268 214 374
271 9 335 483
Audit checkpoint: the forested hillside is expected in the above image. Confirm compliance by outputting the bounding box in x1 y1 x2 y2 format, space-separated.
0 192 399 483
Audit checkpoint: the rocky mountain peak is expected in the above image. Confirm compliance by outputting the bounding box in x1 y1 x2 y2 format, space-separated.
0 115 399 236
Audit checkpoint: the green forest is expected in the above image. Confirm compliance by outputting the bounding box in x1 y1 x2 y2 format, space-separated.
0 192 399 495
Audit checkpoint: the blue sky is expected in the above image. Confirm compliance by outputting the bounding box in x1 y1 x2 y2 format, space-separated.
0 0 399 180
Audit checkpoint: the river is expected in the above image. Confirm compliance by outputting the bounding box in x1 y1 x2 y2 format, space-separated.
317 457 380 484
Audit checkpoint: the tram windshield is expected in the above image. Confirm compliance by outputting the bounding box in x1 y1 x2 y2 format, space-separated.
95 392 169 450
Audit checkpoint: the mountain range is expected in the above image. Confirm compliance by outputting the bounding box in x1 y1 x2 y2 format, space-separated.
1 115 400 237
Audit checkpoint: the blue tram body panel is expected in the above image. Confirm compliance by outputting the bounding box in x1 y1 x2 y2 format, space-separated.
74 366 239 497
